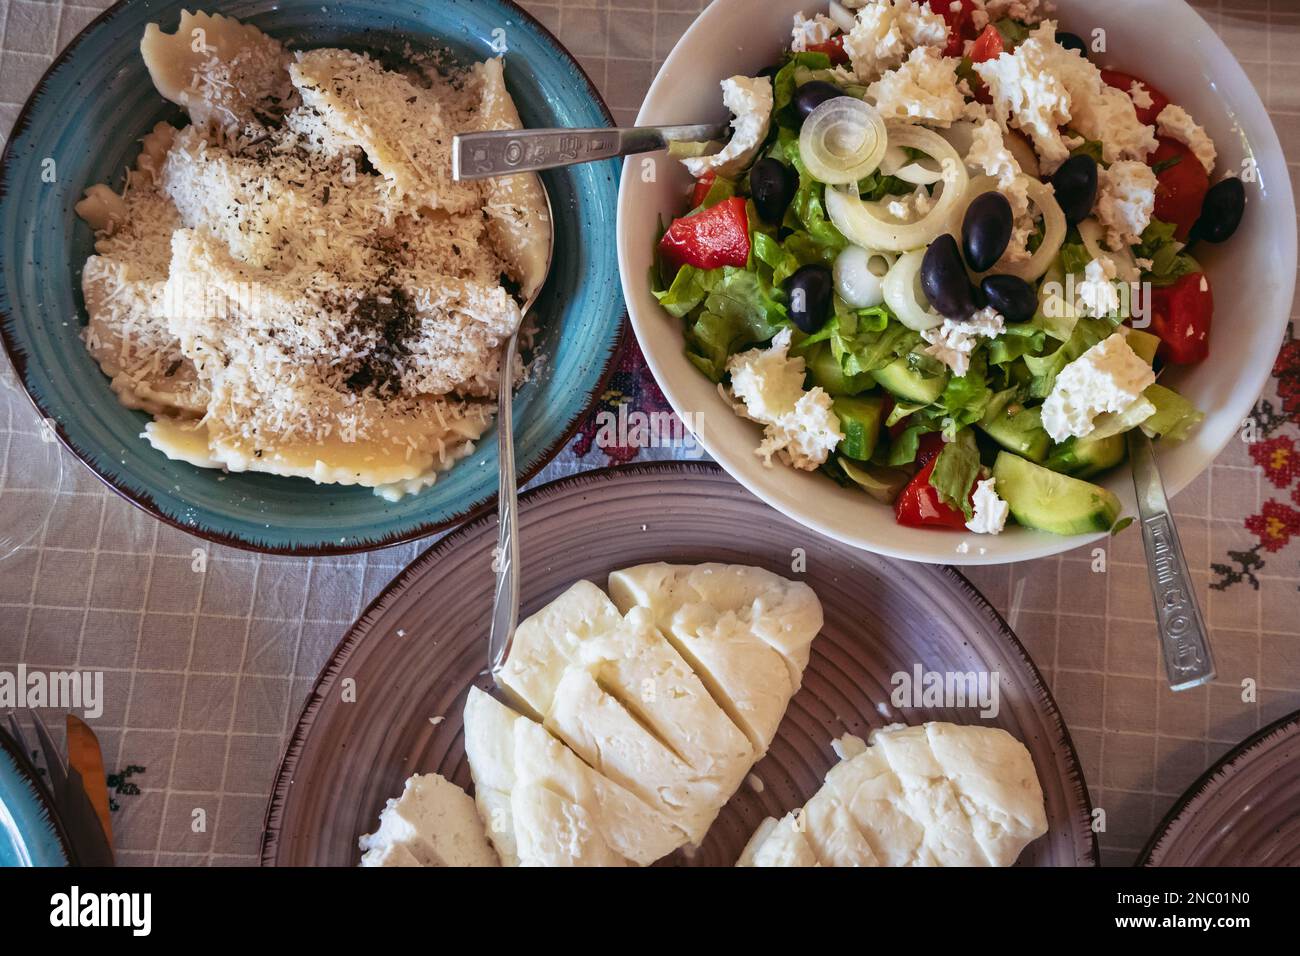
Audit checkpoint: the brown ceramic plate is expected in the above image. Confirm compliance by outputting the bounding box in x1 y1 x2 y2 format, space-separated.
1140 709 1300 866
262 463 1098 866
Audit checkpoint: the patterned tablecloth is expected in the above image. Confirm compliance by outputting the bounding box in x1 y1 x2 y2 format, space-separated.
1 0 1298 867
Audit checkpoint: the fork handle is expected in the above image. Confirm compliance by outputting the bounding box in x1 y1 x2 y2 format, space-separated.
452 123 729 180
1127 430 1216 691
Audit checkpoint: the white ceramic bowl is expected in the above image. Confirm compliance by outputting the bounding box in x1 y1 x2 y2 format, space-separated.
617 0 1296 565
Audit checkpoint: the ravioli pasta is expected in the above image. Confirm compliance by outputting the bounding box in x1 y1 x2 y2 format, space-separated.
76 11 548 498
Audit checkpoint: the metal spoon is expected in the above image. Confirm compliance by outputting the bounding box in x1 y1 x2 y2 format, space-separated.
452 123 729 180
1126 429 1215 691
486 181 555 678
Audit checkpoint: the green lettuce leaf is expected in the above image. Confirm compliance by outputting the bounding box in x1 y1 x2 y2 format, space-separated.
928 430 982 519
1140 383 1205 441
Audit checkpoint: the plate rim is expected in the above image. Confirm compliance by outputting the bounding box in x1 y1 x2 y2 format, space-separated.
0 727 75 867
1138 706 1300 867
0 0 627 557
260 459 1099 866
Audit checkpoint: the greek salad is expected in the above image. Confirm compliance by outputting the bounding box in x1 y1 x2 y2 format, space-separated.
651 0 1244 538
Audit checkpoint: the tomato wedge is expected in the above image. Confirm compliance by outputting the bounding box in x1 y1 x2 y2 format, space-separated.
659 196 750 270
806 35 850 65
690 171 716 208
970 23 1004 63
1100 69 1170 127
1151 137 1209 241
1148 272 1213 365
928 0 980 58
895 445 974 530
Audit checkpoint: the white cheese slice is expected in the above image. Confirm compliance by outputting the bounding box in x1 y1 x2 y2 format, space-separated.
738 722 1048 867
607 563 823 752
737 812 820 867
357 772 499 867
462 688 686 867
498 581 756 845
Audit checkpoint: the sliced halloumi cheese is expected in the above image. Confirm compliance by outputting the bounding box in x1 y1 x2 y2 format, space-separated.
498 582 755 845
922 722 1051 867
462 687 520 866
607 563 823 752
357 772 499 867
739 723 1048 867
736 813 820 867
462 688 686 867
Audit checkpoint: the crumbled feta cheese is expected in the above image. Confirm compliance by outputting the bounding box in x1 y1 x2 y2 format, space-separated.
982 0 1051 23
965 478 1009 534
1093 160 1157 250
1128 80 1154 110
921 306 1005 377
681 76 773 178
844 0 949 82
1135 256 1154 271
1041 332 1155 441
967 118 1021 187
975 22 1155 173
868 46 967 125
792 12 838 52
1076 255 1120 317
885 184 934 221
1156 103 1217 174
726 329 844 470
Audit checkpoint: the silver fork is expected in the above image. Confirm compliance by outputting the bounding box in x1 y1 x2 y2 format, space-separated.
452 123 728 180
486 183 556 677
1126 430 1216 691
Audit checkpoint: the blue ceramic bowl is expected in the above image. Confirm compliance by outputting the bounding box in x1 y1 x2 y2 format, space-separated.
0 731 72 867
0 0 623 554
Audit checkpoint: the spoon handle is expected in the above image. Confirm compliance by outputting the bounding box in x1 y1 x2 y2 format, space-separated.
452 123 729 180
1126 429 1216 691
488 330 521 677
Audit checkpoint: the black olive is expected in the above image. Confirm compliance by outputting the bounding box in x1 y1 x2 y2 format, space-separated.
962 191 1013 272
1190 177 1245 244
1049 154 1099 226
786 264 833 333
921 235 976 321
750 157 798 224
980 274 1037 324
1057 32 1088 55
792 81 843 120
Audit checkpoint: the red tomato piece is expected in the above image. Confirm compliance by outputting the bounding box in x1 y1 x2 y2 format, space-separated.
894 451 972 531
691 171 716 208
1150 137 1210 241
1148 272 1213 365
659 196 750 271
928 0 980 57
1100 68 1170 127
806 35 850 65
970 24 1004 63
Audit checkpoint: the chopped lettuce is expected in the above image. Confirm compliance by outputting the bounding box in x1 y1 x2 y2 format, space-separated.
1023 317 1113 397
929 430 982 519
1140 383 1205 441
773 51 834 128
1135 218 1201 285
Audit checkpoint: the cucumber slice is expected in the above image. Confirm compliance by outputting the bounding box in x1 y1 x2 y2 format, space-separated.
807 343 875 396
1043 433 1126 479
833 394 885 461
979 404 1051 463
993 451 1122 535
872 357 947 405
839 458 910 503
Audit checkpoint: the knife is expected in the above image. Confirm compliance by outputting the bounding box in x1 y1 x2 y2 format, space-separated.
28 711 114 866
66 715 114 850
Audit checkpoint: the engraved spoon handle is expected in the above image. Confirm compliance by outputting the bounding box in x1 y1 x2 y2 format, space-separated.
1126 429 1216 691
487 328 520 677
452 123 729 180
